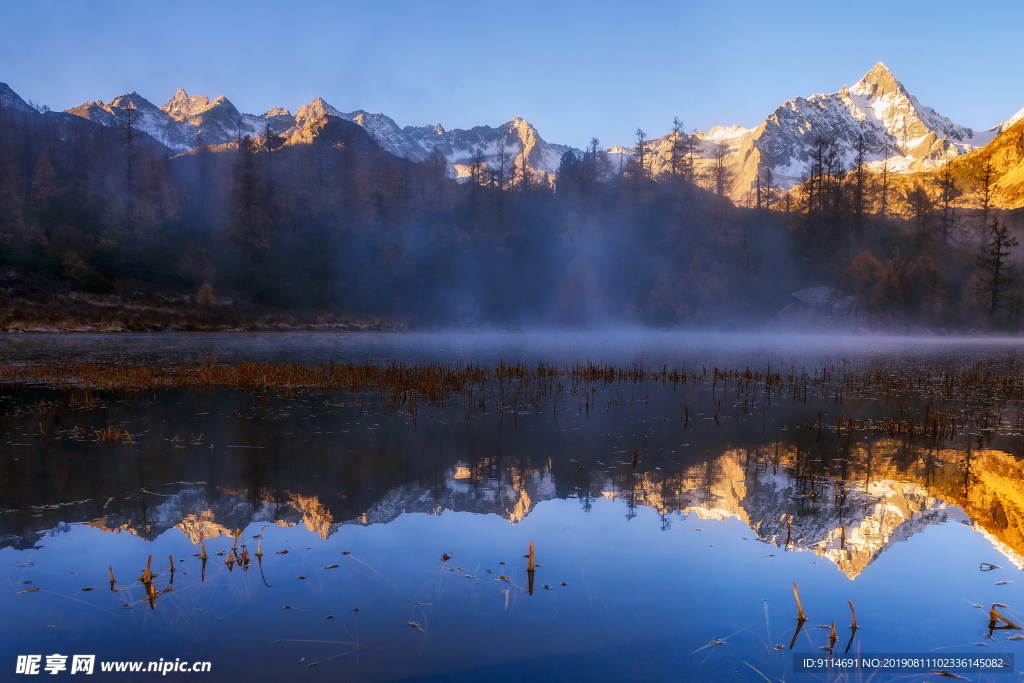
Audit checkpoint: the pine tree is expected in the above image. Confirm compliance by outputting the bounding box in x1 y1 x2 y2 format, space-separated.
936 164 959 243
710 142 729 197
976 218 1018 321
229 136 269 253
975 154 996 229
668 117 683 179
633 127 648 180
851 135 867 239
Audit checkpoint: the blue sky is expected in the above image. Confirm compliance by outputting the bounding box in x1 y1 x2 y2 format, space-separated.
2 0 1022 148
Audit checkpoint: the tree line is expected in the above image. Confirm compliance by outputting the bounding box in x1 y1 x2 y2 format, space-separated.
0 102 1020 329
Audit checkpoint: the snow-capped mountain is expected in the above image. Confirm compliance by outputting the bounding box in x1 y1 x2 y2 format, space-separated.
638 63 1000 199
284 97 430 161
300 62 1009 194
286 98 577 180
40 64 1023 200
160 88 266 145
67 92 194 152
62 87 577 183
403 116 578 181
66 89 267 152
762 62 993 175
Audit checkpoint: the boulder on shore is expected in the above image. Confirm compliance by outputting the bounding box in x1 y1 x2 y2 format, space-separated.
770 286 865 329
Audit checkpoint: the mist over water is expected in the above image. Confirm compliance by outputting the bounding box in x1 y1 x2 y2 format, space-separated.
5 330 1024 366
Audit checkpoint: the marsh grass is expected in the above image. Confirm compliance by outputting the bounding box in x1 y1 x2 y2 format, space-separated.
5 357 1024 443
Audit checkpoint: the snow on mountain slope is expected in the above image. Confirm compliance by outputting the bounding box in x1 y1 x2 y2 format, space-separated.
66 92 198 152
292 97 342 128
0 82 38 116
701 123 753 144
37 66 1023 197
900 115 1024 210
278 66 1019 193
346 110 431 162
261 107 295 136
631 63 1004 200
160 88 265 143
66 89 268 153
998 106 1024 133
285 98 577 180
161 88 215 119
405 116 577 180
285 98 427 161
846 62 976 147
285 98 429 161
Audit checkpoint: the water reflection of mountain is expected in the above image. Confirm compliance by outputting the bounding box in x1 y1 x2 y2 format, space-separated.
601 451 960 579
4 441 1024 577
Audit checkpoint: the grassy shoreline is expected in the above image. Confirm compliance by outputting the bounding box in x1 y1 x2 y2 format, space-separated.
0 293 403 333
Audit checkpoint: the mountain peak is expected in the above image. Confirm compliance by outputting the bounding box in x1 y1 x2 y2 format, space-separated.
110 92 157 111
162 88 213 118
0 82 37 115
851 62 902 98
293 98 342 130
865 61 894 79
504 116 537 137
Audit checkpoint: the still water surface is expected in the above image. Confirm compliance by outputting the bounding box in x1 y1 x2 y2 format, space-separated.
3 332 1024 681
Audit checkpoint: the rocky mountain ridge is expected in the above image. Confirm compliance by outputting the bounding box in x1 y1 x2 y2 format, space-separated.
2 64 1018 201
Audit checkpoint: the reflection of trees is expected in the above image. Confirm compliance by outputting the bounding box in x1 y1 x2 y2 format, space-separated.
4 387 1024 578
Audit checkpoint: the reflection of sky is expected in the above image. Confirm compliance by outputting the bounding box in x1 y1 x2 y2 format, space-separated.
1 499 1019 681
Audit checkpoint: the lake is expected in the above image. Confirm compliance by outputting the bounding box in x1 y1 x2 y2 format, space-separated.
2 332 1024 681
